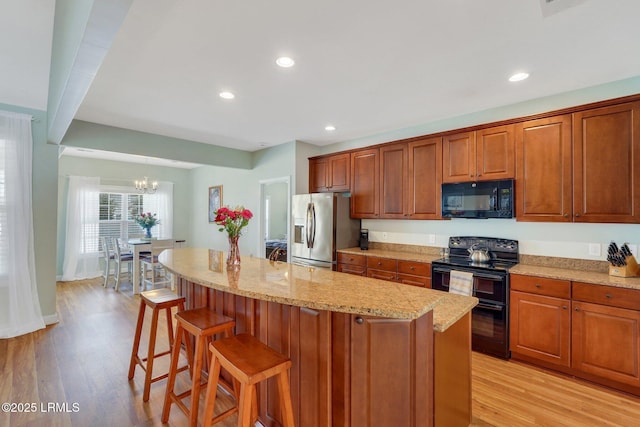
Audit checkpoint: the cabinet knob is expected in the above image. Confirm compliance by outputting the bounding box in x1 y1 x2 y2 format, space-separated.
377 262 382 265
575 213 581 217
535 283 541 288
562 305 567 310
477 173 481 177
564 214 569 218
469 174 473 177
575 307 580 312
605 293 612 299
410 266 415 270
355 316 364 325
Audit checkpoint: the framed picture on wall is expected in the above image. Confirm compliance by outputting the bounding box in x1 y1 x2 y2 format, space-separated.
209 185 223 223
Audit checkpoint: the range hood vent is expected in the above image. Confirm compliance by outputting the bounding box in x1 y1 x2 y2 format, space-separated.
540 0 588 17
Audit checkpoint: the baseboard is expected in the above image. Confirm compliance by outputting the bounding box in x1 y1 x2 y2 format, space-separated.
43 313 59 325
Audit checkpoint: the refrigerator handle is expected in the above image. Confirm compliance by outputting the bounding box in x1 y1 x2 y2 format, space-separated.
305 203 312 248
310 203 317 248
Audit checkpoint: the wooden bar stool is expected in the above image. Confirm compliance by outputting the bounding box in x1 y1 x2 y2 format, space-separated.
202 333 295 427
128 288 188 402
162 307 235 427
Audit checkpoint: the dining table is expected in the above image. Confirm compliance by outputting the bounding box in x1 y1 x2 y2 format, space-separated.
127 238 186 294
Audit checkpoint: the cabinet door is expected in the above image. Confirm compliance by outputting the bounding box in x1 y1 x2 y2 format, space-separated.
309 157 329 192
350 149 380 218
380 144 408 218
475 124 515 180
442 131 475 183
329 153 351 192
515 115 572 222
350 314 433 427
510 291 571 367
408 137 442 219
573 102 640 223
572 301 640 387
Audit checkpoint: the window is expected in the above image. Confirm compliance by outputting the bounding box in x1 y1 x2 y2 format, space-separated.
96 189 162 252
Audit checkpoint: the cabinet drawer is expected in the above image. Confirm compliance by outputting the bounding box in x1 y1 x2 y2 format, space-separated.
367 256 397 272
337 263 366 276
572 282 640 310
337 252 366 267
367 269 397 281
510 274 571 299
397 260 430 277
397 273 430 288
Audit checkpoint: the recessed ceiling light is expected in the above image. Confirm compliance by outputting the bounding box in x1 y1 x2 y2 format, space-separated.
219 91 235 99
509 72 530 82
276 57 295 68
325 125 336 131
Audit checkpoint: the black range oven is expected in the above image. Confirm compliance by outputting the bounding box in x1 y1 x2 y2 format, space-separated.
431 236 518 359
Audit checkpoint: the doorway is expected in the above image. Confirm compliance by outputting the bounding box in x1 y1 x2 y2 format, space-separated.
259 177 290 262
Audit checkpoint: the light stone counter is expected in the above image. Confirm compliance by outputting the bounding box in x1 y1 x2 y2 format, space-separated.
159 247 458 320
339 247 442 263
338 247 477 331
510 264 640 290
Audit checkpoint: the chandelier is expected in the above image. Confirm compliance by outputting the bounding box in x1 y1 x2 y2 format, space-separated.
134 176 158 194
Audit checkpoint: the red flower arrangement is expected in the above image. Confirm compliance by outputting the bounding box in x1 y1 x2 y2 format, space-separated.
214 206 253 238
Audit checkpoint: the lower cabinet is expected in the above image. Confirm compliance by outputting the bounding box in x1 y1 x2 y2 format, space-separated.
510 275 571 367
338 251 431 288
337 253 367 276
510 274 640 395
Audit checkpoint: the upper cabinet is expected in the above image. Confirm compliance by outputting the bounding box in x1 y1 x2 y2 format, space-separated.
379 144 408 219
515 115 573 222
407 137 442 219
313 95 640 224
572 102 640 223
351 148 380 218
352 137 443 220
516 102 640 223
309 153 351 193
442 125 515 183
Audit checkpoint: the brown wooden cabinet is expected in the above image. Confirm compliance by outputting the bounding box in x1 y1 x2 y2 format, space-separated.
309 153 350 193
515 115 573 222
510 275 571 367
337 252 367 276
572 102 640 223
397 260 431 288
366 256 397 281
408 137 442 219
510 274 640 396
349 313 433 427
379 143 408 219
442 125 515 183
350 148 380 218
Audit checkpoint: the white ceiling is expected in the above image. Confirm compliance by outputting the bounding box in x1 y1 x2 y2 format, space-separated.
4 0 640 159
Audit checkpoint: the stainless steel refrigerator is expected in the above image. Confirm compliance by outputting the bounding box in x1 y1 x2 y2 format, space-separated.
291 193 360 269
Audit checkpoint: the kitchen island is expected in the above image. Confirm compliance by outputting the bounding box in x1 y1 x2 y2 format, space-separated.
159 248 477 427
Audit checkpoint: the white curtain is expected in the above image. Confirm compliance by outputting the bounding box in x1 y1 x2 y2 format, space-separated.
61 176 101 281
147 181 173 238
0 110 45 338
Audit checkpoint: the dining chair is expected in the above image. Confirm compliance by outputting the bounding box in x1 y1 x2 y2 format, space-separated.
114 237 135 291
140 239 175 290
101 236 115 288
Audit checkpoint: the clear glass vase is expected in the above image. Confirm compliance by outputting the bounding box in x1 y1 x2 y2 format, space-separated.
227 236 241 267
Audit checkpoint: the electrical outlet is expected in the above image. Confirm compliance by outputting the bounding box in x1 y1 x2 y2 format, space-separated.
428 234 436 244
588 243 601 257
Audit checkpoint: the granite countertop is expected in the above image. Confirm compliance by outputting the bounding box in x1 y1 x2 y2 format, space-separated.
510 264 640 290
159 248 477 323
339 247 442 263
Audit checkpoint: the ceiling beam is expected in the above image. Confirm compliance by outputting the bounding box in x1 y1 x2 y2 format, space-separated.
47 0 133 144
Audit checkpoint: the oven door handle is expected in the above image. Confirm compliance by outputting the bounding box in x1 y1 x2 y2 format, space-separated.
432 266 505 282
476 302 504 311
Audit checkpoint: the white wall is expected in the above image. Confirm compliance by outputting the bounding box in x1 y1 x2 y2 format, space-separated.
362 219 640 261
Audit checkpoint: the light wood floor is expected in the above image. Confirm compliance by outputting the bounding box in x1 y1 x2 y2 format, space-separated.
2 278 640 427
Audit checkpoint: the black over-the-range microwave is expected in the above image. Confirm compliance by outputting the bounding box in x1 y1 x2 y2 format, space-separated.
441 179 514 219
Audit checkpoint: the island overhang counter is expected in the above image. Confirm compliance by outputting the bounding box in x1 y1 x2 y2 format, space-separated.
159 248 477 427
